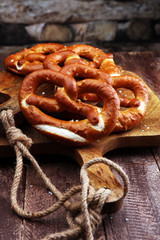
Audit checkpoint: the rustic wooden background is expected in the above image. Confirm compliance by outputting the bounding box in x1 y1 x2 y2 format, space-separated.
0 0 159 52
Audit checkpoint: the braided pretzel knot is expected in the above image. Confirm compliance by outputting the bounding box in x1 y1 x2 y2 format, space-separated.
61 62 147 106
112 72 149 132
43 44 121 76
19 69 120 145
4 43 64 75
60 63 112 102
43 50 86 71
60 44 107 68
59 63 137 107
63 44 121 76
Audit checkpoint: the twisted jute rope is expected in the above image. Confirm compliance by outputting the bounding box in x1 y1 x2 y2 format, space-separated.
0 109 129 240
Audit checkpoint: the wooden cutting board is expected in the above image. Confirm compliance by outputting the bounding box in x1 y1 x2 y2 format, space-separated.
0 51 160 214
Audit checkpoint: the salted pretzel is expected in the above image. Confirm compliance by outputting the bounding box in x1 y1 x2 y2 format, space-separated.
19 69 78 112
43 50 83 71
112 71 149 132
62 44 109 68
60 62 142 108
5 43 121 77
59 63 148 132
59 63 138 107
19 69 120 145
60 63 111 83
62 44 121 76
4 43 64 75
60 63 112 101
43 48 121 78
30 43 64 54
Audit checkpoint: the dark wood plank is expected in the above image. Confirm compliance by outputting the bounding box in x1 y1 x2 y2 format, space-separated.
151 147 160 171
0 157 26 239
114 52 160 99
103 147 160 240
0 1 159 24
22 155 106 239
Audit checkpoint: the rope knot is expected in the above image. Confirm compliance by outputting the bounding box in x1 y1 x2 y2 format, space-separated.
65 185 111 240
6 126 32 148
0 109 32 148
88 186 111 211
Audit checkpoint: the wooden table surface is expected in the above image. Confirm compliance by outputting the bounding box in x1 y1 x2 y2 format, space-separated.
0 50 160 240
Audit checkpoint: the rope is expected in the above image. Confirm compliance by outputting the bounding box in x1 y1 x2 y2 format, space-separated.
0 109 129 240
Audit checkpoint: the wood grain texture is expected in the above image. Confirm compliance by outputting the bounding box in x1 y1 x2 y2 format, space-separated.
23 155 106 240
0 0 159 24
114 52 160 99
0 157 26 240
23 156 79 240
104 148 160 240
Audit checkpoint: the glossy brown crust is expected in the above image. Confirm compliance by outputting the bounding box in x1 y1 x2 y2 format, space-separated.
4 43 120 77
100 57 121 76
62 44 121 76
30 43 64 54
19 69 120 145
19 68 77 104
63 44 113 68
4 43 64 75
112 71 149 132
43 50 81 71
55 79 120 128
4 48 36 75
60 63 112 102
60 63 111 83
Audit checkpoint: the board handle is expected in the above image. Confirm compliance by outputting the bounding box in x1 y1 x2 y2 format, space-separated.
74 146 126 213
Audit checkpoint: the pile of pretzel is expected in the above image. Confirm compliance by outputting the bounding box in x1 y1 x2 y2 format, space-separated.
4 43 149 145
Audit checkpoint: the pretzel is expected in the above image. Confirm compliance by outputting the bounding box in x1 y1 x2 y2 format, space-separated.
43 48 111 73
19 68 77 109
5 43 121 77
60 62 141 108
55 79 120 142
30 43 64 54
43 50 82 71
19 69 119 145
112 72 149 132
4 43 64 75
63 44 121 76
63 44 112 68
59 61 148 132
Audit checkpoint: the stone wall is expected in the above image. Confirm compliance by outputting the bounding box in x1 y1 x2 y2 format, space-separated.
0 0 160 52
